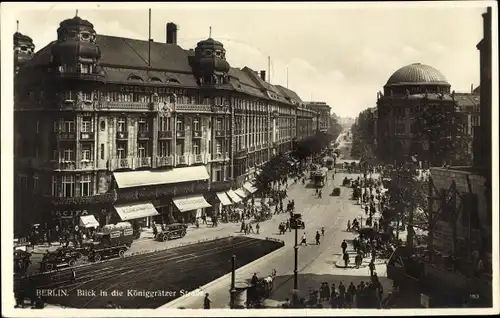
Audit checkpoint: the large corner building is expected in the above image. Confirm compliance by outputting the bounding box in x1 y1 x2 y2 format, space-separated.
13 16 320 235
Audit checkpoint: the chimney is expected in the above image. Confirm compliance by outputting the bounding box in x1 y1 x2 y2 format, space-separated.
471 83 474 94
260 70 266 82
166 22 177 44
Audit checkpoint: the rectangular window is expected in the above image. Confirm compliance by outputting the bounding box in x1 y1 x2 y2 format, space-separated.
215 169 222 182
138 142 148 158
216 118 223 131
216 141 222 154
63 148 74 161
33 173 39 191
81 119 91 132
80 64 90 74
176 141 184 154
117 118 127 132
176 117 184 131
138 118 148 132
117 142 127 159
81 145 92 161
52 176 58 196
63 120 75 133
100 144 105 160
82 91 93 101
63 91 75 101
158 141 172 157
193 139 201 155
80 175 92 197
193 118 201 131
62 175 75 197
159 117 171 131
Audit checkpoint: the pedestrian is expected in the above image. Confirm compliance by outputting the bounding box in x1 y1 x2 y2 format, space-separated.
355 253 362 269
300 233 307 246
371 248 376 262
256 223 260 234
203 293 211 309
321 227 325 236
347 282 356 308
315 231 321 245
240 220 245 233
287 219 291 232
343 252 350 268
249 224 254 234
369 260 375 277
341 239 348 254
339 282 346 308
324 282 331 302
347 220 351 232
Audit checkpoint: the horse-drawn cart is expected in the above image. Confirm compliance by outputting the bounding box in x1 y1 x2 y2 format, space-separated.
246 269 277 308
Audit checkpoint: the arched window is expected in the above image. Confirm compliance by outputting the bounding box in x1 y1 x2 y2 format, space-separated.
128 74 143 81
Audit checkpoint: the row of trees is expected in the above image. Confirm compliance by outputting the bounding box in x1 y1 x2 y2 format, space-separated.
255 131 335 190
350 109 377 166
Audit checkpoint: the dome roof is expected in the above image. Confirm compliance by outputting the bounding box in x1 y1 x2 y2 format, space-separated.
196 38 223 49
386 63 449 86
59 16 94 29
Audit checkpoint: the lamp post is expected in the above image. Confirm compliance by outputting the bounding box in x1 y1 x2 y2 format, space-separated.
230 254 236 309
294 226 298 290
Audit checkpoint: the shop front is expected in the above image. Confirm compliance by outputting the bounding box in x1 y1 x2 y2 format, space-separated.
113 201 160 228
172 194 212 224
49 205 112 231
234 188 249 201
242 182 258 196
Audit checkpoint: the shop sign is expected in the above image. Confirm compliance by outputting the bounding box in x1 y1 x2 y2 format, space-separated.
53 209 89 219
119 85 186 95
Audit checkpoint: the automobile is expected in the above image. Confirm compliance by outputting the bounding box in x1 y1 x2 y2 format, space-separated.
39 247 80 272
87 222 134 262
155 223 188 242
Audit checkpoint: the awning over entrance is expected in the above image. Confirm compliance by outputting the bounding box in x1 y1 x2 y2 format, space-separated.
114 202 160 221
226 190 242 203
113 166 210 189
216 192 232 206
243 182 258 194
79 215 100 228
234 188 248 199
173 195 211 213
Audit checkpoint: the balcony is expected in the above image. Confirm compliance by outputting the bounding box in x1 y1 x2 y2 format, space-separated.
137 131 150 140
135 157 152 168
215 130 226 138
108 157 132 170
59 100 95 111
79 160 94 170
56 132 77 141
50 160 76 170
99 101 152 111
176 130 186 139
210 179 235 192
192 153 205 164
116 131 128 140
156 156 174 167
158 131 173 139
177 154 188 165
235 149 247 159
192 130 203 138
80 132 95 141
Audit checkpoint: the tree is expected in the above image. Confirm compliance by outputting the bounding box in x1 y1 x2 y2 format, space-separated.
350 109 376 160
411 105 472 166
328 114 343 142
256 153 293 190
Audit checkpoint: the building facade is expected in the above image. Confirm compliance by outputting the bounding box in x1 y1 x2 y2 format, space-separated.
304 101 331 133
13 15 318 235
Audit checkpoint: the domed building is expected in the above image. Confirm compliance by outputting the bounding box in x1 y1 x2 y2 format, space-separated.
375 63 456 165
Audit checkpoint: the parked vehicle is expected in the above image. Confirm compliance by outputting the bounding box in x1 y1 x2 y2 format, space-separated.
87 222 134 262
14 248 32 274
312 168 328 187
39 247 80 272
246 269 277 308
155 223 188 242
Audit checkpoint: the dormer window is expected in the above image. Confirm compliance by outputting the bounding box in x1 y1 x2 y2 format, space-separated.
203 50 213 57
166 78 180 84
150 77 162 82
214 50 222 58
129 74 143 81
20 46 27 52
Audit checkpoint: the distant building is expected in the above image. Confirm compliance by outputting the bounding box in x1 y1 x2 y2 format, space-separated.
304 101 331 133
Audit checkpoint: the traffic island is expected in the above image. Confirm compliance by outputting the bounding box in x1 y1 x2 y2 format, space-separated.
332 252 386 269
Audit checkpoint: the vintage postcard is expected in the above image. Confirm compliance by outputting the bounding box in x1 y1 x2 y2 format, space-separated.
1 1 498 317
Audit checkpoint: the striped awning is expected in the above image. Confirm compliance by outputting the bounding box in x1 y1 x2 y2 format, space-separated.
216 192 232 206
173 195 211 212
243 182 258 194
234 188 248 199
226 190 242 203
114 202 160 221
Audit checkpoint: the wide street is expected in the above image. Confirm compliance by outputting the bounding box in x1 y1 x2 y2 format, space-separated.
163 169 392 309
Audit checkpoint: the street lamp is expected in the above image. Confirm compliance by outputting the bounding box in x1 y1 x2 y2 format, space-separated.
230 254 236 309
294 225 298 288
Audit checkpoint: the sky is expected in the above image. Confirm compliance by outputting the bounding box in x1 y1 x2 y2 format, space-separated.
3 2 492 118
